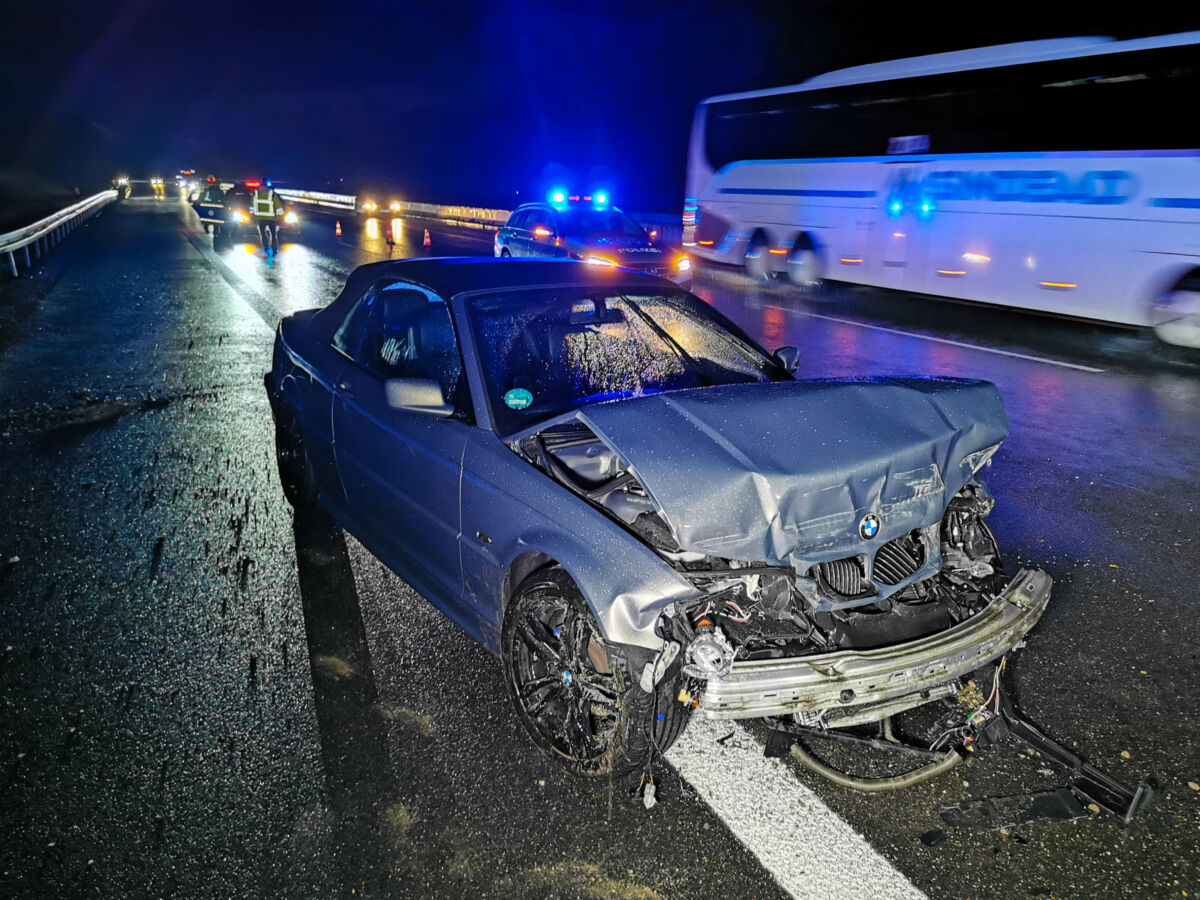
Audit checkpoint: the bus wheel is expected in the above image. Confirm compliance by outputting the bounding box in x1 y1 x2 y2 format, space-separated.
1151 272 1200 349
786 242 823 291
744 234 772 283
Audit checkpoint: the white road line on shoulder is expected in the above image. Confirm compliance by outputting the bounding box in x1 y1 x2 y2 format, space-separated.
666 718 927 900
766 304 1106 373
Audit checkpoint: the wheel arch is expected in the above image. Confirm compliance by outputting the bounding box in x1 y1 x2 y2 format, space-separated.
496 531 688 654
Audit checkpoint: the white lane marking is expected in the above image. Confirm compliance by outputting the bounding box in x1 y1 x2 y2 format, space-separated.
666 718 927 900
766 303 1106 373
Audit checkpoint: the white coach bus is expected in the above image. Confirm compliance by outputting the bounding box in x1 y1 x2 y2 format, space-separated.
683 32 1200 346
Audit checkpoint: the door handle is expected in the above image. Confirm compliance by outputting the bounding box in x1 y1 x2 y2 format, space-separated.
337 381 354 395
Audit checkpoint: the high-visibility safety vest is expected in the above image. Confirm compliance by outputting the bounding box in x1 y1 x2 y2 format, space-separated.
253 189 281 218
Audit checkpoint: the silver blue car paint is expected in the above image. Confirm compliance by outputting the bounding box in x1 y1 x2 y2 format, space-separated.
459 429 700 653
268 259 1012 661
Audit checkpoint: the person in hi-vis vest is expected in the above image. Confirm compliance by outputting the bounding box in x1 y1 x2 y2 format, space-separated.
252 179 285 250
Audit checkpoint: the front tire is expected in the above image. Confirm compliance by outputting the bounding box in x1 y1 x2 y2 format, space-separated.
274 410 318 510
501 566 688 777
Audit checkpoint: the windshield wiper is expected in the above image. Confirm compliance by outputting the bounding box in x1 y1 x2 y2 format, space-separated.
619 295 713 385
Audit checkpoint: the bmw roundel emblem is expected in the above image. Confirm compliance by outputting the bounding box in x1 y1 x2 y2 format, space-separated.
859 513 881 540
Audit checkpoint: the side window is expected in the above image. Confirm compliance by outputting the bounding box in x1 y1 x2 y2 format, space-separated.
508 210 530 230
353 282 471 417
527 209 555 235
332 284 379 359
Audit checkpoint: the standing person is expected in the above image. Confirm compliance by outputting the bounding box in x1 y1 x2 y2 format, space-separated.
252 178 285 252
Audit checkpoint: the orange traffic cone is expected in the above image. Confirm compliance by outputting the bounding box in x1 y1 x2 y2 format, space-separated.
423 228 431 248
335 220 342 236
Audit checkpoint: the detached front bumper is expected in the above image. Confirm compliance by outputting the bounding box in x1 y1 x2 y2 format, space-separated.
700 567 1051 720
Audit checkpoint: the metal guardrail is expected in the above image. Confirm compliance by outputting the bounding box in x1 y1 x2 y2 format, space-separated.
0 190 119 277
277 189 685 244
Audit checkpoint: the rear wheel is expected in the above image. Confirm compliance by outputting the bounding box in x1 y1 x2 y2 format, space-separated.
499 247 511 258
744 233 772 283
501 566 688 777
786 240 823 291
1151 272 1200 349
274 410 318 510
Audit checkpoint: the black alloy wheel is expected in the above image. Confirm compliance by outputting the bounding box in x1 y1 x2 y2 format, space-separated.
274 412 318 510
501 566 689 777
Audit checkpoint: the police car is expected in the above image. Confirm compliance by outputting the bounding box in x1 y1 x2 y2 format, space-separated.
494 192 691 286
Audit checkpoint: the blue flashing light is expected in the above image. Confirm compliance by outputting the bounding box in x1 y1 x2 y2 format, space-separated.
918 197 935 220
550 189 567 205
265 178 272 188
594 191 608 206
888 199 903 216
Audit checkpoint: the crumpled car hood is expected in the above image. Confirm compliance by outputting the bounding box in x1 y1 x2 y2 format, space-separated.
575 377 1009 565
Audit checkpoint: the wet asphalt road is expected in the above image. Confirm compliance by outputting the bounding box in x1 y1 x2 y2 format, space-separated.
1 193 1198 900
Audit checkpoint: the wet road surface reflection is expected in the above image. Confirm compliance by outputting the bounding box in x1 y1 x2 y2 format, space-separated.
291 505 399 894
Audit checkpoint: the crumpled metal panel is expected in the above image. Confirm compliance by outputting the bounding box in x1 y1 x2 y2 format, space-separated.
576 376 1009 567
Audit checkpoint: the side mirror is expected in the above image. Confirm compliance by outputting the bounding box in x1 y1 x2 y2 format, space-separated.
384 378 454 415
772 345 800 374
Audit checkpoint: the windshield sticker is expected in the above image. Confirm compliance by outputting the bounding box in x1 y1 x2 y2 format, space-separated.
504 388 533 410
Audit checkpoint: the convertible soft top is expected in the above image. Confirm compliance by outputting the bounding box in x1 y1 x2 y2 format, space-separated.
315 257 676 331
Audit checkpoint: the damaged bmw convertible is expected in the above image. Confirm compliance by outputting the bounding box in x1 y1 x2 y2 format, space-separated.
266 258 1050 779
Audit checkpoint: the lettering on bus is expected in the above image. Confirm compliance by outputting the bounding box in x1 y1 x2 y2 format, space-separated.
886 169 1136 208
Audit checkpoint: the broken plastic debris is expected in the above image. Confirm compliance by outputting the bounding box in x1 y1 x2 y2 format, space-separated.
1188 781 1199 792
1121 750 1131 759
642 781 657 810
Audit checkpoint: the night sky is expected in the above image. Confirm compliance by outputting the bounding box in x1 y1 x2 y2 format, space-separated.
2 0 1197 211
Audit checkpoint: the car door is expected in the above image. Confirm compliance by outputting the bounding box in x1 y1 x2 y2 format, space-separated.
330 279 472 617
505 210 532 257
525 207 558 259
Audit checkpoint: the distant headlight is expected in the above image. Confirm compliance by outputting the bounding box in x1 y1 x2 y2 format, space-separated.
389 201 400 212
676 256 691 272
585 255 616 266
362 201 378 212
962 442 1002 474
283 211 298 224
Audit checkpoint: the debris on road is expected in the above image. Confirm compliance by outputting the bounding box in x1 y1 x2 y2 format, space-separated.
940 787 1088 830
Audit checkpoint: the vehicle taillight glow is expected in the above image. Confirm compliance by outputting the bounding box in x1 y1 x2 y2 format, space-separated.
533 226 552 237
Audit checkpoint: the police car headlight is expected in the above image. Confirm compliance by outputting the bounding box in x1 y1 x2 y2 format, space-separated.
284 211 299 225
586 256 616 266
236 211 250 223
676 256 691 272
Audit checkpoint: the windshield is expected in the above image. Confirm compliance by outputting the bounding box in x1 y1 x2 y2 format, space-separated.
557 208 647 239
469 288 788 434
